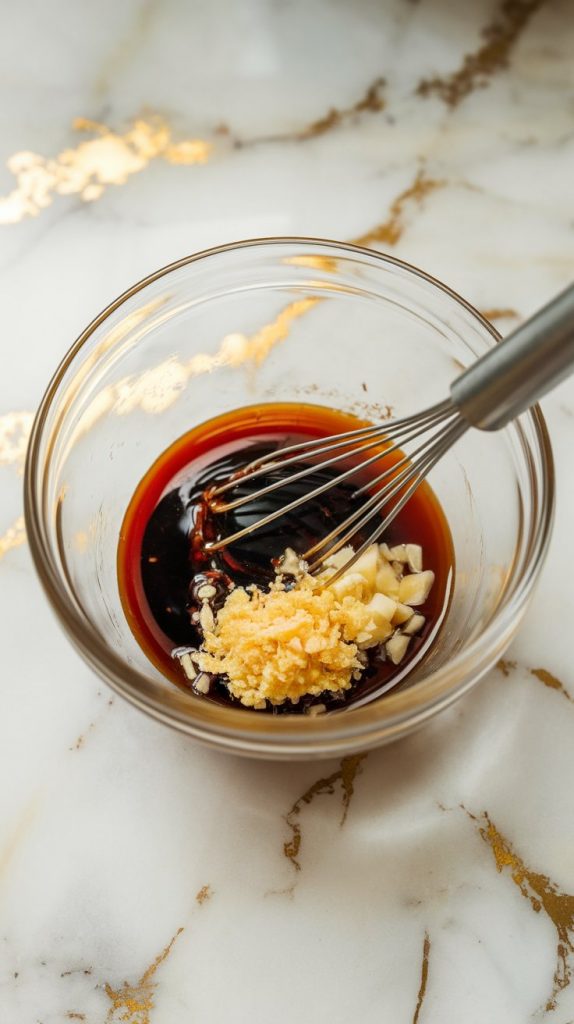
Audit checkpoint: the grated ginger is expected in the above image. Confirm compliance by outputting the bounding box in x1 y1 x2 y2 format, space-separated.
195 576 370 708
189 544 435 709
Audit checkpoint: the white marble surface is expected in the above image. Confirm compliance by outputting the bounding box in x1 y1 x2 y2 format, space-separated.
1 1 574 1020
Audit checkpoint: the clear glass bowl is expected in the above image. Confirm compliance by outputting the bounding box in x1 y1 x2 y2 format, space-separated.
24 239 554 759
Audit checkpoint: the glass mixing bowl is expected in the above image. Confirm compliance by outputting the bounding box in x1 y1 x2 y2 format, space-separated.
24 239 554 759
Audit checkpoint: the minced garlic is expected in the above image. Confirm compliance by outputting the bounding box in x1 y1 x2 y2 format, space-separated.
179 542 434 709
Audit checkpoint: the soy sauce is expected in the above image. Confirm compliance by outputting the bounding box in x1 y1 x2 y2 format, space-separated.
117 403 453 712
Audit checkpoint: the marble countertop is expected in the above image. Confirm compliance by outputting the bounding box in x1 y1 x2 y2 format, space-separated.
2 1 574 1020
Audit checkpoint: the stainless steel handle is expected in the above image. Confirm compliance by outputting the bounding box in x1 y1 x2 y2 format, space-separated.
450 283 574 430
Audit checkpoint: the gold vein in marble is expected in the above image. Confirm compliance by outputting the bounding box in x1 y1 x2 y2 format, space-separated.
412 932 431 1024
76 297 318 436
0 516 26 560
352 171 446 249
299 76 385 139
496 659 573 703
0 117 212 224
0 796 38 883
104 927 183 1024
285 255 339 273
480 308 520 322
496 657 517 677
284 754 367 871
70 690 114 752
70 721 96 752
40 288 313 495
0 412 34 560
237 77 385 148
219 171 445 367
530 668 573 704
468 809 574 1011
0 411 33 472
417 0 547 108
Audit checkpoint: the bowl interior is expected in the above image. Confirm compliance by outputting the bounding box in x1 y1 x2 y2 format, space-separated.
27 241 551 753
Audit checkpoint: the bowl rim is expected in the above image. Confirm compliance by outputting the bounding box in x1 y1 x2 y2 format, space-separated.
24 236 555 757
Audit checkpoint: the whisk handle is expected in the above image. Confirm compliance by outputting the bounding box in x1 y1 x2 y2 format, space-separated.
450 283 574 430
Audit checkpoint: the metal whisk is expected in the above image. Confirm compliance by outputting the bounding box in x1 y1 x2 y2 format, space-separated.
206 283 574 581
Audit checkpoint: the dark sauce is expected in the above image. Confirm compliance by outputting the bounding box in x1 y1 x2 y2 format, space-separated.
118 403 453 713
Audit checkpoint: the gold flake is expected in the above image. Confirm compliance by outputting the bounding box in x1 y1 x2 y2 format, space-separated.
0 516 26 560
284 754 367 871
104 927 183 1023
0 412 32 562
0 116 211 224
196 884 212 905
0 411 33 472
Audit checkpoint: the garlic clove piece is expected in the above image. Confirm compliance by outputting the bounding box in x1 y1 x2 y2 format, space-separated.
324 545 355 571
376 561 400 597
402 613 426 635
388 544 408 563
406 544 423 573
351 544 380 591
392 602 414 625
386 633 410 664
398 570 435 606
366 591 397 623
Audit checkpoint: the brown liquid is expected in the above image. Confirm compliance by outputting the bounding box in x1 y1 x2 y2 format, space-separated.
117 403 453 712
